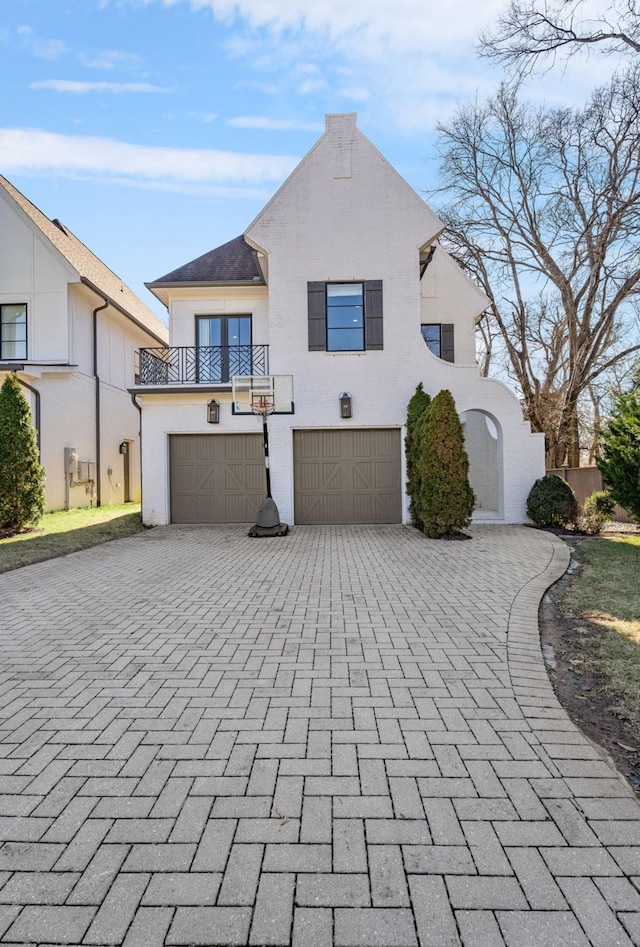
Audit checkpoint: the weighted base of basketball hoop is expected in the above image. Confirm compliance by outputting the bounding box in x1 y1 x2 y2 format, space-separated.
248 497 289 538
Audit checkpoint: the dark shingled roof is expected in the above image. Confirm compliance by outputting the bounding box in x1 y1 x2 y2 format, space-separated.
149 235 264 285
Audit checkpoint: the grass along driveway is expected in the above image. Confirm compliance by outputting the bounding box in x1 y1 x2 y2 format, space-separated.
0 504 147 573
543 530 640 796
562 534 640 733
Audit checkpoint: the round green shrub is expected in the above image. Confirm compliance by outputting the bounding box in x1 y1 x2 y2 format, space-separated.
581 490 616 534
526 474 578 528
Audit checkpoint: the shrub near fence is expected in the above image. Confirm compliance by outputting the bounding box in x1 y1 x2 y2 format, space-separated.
548 468 632 523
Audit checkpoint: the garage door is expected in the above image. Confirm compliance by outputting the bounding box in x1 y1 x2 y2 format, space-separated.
169 434 264 523
294 429 402 524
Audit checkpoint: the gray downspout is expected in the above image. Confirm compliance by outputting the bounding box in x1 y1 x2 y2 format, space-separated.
130 392 143 521
15 374 41 460
93 297 109 507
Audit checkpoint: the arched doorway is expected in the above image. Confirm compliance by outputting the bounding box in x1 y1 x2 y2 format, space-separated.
460 409 503 520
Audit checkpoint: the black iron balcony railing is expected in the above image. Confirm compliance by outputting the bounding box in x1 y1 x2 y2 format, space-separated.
138 344 269 385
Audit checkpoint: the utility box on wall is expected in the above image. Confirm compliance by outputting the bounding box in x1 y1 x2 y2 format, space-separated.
64 447 96 506
64 449 94 484
77 461 96 483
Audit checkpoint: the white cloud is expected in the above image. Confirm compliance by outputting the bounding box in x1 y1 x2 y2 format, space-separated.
298 77 326 96
336 86 371 103
30 79 172 94
17 26 69 60
112 0 613 131
188 111 219 123
227 116 323 131
238 80 280 95
32 38 69 60
182 0 504 54
77 49 143 71
0 128 298 192
122 0 506 130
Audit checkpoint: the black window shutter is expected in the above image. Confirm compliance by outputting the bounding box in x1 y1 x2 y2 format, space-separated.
364 280 383 350
307 282 326 351
441 324 454 363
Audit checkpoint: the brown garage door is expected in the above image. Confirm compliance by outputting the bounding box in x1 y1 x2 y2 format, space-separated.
169 434 264 523
294 429 402 524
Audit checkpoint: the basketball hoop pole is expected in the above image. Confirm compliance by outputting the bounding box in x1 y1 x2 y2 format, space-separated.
238 377 289 537
250 396 275 499
261 413 272 499
247 398 288 536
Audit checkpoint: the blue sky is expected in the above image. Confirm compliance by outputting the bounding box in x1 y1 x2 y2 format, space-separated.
0 0 618 323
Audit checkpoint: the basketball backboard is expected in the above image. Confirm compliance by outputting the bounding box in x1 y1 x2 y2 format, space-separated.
232 374 294 415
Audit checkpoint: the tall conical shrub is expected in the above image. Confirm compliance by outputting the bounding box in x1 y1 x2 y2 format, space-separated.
405 383 431 529
417 389 474 538
0 373 45 530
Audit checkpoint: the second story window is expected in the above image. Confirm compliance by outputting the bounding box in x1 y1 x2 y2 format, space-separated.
308 281 383 352
421 323 455 363
327 284 364 351
1 304 27 360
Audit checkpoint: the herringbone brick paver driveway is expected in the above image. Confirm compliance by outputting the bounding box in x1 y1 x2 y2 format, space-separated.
0 524 638 946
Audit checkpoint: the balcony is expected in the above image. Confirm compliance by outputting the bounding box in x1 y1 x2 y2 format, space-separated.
137 344 269 386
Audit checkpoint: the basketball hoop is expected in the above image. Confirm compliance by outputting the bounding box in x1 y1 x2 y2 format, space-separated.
250 397 275 418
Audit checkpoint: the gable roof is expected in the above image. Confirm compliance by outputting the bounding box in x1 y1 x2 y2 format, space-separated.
147 235 265 290
0 175 167 344
246 113 444 254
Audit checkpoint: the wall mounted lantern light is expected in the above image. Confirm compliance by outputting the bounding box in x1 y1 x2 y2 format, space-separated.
207 399 220 424
340 392 352 419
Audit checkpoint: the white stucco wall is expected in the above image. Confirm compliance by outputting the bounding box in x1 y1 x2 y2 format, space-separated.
31 372 96 512
169 288 269 349
420 247 487 367
0 179 168 512
99 382 142 505
0 193 75 364
5 357 143 513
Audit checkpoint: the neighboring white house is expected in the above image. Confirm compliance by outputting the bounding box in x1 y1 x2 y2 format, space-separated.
0 175 168 512
136 113 544 527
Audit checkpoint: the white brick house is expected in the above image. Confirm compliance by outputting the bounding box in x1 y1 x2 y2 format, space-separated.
136 113 544 527
0 176 168 512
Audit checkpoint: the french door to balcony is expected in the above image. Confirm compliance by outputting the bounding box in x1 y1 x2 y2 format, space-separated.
196 315 252 383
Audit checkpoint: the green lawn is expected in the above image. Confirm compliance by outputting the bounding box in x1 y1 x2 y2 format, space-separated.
0 504 148 573
563 535 640 732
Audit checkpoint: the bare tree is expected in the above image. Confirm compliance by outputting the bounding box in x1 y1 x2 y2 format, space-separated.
480 0 640 77
435 70 640 467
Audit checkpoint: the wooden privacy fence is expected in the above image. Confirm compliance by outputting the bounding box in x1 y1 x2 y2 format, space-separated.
548 467 632 523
